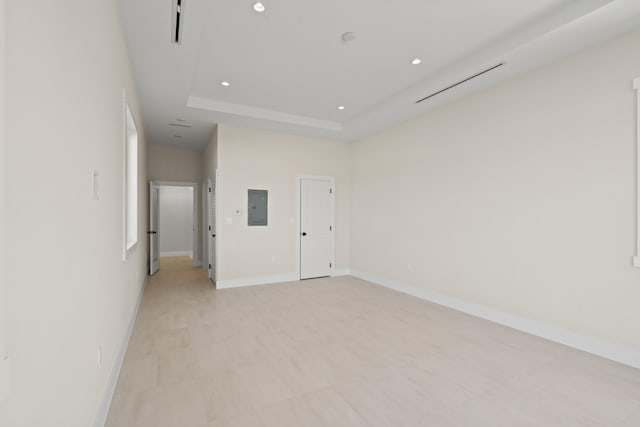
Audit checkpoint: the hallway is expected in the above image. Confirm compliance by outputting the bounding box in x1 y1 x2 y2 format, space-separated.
105 260 640 426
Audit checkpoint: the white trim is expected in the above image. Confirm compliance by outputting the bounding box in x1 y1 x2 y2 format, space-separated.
187 96 343 132
217 269 351 289
633 77 640 268
93 275 147 427
206 174 217 283
215 169 219 283
159 251 192 257
121 90 129 261
216 273 299 289
296 178 301 279
122 94 139 261
149 182 159 275
296 175 336 280
152 180 198 187
351 270 640 369
191 184 199 268
150 181 200 267
0 0 8 403
201 180 208 272
331 269 351 277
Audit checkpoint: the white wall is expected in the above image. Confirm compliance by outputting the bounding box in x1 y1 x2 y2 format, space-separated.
351 28 640 352
217 124 350 284
202 127 218 183
148 144 203 183
159 186 194 257
0 1 148 425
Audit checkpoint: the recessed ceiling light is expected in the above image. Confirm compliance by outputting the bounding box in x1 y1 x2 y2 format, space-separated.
411 58 422 65
174 135 182 138
253 2 265 12
337 105 345 110
221 81 230 87
176 118 186 122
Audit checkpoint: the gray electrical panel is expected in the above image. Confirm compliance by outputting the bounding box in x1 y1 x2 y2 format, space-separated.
248 189 268 226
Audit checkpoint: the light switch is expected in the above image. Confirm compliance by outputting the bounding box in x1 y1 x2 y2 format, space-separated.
92 170 99 200
225 217 233 225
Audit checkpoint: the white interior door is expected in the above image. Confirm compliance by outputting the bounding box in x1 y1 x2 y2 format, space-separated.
207 176 216 282
300 177 334 279
149 183 160 275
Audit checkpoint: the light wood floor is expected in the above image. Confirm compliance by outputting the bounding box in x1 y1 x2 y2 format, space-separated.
105 257 640 426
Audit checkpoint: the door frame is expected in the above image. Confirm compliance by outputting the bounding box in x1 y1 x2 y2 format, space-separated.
148 183 161 275
206 174 217 283
150 180 200 267
0 0 9 402
296 175 336 280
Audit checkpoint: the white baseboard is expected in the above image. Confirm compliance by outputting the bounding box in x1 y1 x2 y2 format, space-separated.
331 269 352 277
0 357 10 402
93 275 148 427
351 270 640 370
217 269 353 289
160 251 192 257
217 273 299 289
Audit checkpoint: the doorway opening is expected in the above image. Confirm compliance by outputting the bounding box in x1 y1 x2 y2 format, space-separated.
149 181 199 275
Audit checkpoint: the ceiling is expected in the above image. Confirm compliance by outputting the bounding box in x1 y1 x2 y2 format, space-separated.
118 0 640 150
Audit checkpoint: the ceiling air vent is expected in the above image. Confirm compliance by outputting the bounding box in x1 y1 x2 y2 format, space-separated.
171 0 185 44
416 63 504 104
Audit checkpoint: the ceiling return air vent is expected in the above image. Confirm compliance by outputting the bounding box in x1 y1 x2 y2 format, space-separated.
171 0 185 44
416 63 504 104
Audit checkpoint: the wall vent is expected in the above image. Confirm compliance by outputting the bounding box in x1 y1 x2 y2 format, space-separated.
416 63 504 104
171 0 185 44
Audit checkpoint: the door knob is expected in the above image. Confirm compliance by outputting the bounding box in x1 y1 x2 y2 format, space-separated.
302 232 307 236
147 231 157 234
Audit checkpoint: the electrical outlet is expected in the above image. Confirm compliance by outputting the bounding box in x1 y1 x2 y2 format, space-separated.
407 263 412 271
271 255 276 263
